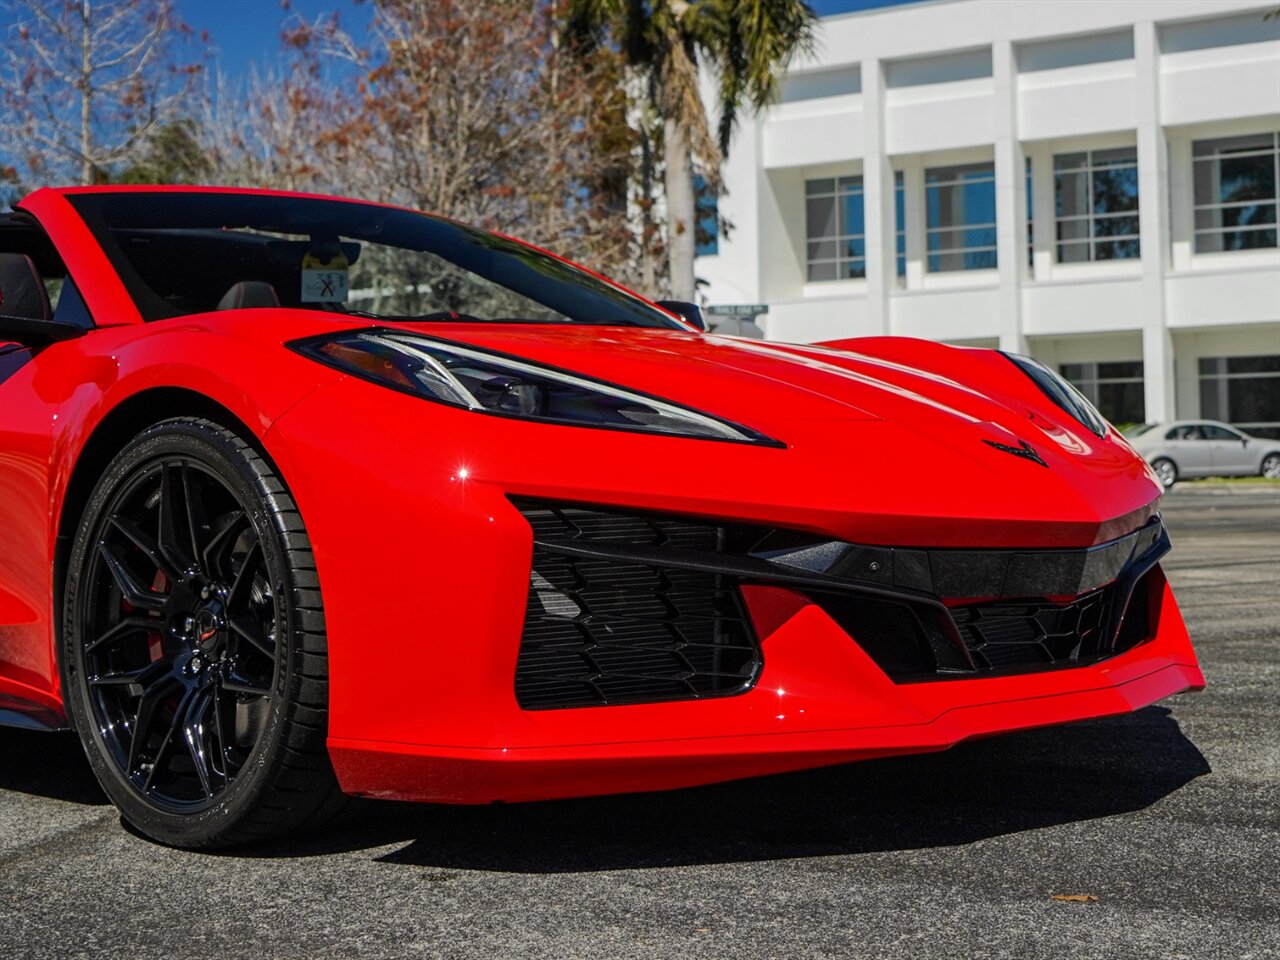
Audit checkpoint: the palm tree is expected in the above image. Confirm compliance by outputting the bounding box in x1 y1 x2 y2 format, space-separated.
564 0 816 300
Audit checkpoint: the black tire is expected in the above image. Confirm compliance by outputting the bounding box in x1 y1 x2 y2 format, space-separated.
61 417 344 848
1261 452 1280 480
1151 457 1178 489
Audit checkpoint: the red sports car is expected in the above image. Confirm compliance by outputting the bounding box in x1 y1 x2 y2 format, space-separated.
0 187 1204 848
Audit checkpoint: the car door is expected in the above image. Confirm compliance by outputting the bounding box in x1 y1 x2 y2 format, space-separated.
0 227 96 707
1161 424 1212 477
0 336 59 699
1202 424 1255 475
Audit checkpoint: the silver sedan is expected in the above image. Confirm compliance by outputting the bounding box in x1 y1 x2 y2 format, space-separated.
1126 420 1280 487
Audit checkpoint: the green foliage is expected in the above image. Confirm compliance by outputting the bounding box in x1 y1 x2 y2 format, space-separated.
563 0 815 296
563 0 816 159
113 121 212 185
697 0 818 157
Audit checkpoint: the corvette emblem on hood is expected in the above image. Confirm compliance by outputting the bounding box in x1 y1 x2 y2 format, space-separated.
984 438 1048 468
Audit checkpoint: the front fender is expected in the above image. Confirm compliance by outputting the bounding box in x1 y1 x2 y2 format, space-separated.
47 317 339 579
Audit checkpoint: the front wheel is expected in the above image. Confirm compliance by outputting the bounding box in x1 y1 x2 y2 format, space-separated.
61 418 343 848
1151 457 1178 489
1262 453 1280 479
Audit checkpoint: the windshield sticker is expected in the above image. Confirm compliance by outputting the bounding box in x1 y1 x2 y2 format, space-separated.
301 250 350 303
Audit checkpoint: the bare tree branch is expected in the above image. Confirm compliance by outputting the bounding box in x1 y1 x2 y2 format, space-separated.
204 0 648 290
0 0 205 185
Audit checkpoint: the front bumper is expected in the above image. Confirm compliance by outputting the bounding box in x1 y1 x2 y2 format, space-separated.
265 380 1203 804
330 648 1200 803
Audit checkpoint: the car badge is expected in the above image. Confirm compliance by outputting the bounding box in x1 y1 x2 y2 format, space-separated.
984 438 1048 468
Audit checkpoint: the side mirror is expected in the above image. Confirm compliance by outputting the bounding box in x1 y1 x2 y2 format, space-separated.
655 300 706 332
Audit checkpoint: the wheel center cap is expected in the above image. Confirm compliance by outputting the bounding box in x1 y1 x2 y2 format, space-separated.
194 606 222 650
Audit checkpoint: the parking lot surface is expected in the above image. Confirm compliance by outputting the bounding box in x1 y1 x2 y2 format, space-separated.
2 484 1277 960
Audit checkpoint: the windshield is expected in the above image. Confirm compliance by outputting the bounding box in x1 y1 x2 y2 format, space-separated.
66 192 682 329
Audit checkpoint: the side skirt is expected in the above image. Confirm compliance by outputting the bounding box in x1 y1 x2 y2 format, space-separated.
0 694 70 732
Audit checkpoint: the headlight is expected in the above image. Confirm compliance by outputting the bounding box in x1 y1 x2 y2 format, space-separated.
1002 352 1108 438
291 330 781 446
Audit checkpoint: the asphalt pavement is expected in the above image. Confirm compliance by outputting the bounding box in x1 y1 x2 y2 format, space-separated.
2 484 1277 959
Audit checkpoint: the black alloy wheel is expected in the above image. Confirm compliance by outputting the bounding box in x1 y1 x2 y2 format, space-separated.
62 418 344 847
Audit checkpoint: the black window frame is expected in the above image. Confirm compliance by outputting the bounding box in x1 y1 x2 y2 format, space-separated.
64 192 683 330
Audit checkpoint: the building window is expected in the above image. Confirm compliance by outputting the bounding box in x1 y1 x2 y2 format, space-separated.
1060 360 1145 426
805 176 864 281
1026 157 1034 268
1193 133 1279 254
894 171 905 278
925 163 996 272
1054 147 1140 262
694 174 719 257
1199 355 1280 439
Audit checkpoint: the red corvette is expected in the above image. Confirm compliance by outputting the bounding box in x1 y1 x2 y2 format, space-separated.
0 186 1203 848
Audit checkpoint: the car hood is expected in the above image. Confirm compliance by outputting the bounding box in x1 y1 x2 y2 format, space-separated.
214 312 1163 540
380 322 1152 504
367 322 1126 456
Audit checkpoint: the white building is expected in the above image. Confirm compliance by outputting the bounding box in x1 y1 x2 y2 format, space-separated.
697 0 1280 435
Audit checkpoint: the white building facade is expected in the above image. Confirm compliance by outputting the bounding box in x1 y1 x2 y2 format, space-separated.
696 0 1280 435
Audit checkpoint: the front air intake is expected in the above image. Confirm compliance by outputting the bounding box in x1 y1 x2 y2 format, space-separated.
512 501 763 710
510 499 1168 705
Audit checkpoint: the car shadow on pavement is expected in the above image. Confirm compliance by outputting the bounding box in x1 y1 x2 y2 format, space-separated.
0 729 107 806
0 704 1210 867
244 703 1210 871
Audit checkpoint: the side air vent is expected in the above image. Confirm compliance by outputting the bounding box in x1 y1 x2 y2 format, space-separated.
513 502 763 710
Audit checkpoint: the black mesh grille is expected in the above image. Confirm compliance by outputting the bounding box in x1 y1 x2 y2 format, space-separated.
952 586 1116 672
514 503 762 709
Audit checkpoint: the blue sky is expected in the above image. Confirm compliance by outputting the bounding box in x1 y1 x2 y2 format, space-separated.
0 0 925 85
178 0 923 76
809 0 920 15
179 0 373 76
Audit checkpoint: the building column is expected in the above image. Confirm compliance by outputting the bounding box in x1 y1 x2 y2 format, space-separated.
902 158 926 290
1029 145 1054 282
1135 20 1176 424
993 39 1027 354
1167 130 1194 272
861 57 894 336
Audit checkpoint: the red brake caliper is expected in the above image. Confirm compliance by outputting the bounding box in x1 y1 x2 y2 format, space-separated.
147 570 168 662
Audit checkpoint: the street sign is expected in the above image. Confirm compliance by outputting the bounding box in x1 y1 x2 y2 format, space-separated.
706 303 768 317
